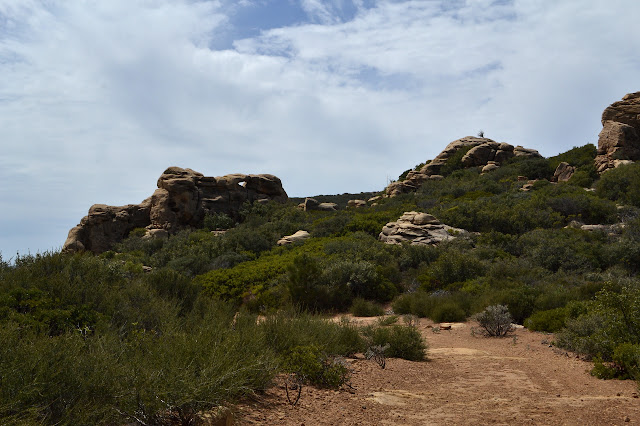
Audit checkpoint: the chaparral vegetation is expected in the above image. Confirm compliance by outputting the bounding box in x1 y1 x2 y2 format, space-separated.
4 140 640 423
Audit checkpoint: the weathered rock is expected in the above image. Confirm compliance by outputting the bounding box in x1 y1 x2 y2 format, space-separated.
142 228 169 240
300 198 338 212
462 142 500 167
348 199 367 208
481 161 500 174
595 92 640 173
601 92 640 134
553 162 576 182
63 167 288 253
520 180 538 192
277 230 310 245
385 136 541 196
379 211 467 246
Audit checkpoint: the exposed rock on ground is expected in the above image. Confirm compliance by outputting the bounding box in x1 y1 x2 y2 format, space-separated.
379 211 467 245
299 198 338 211
386 136 541 196
277 230 310 246
595 92 640 173
63 167 288 253
347 199 367 208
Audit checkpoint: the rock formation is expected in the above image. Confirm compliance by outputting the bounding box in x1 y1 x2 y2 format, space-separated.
63 167 288 253
386 136 541 196
298 198 338 212
277 230 310 246
552 162 576 182
347 199 367 208
379 211 467 246
595 92 640 173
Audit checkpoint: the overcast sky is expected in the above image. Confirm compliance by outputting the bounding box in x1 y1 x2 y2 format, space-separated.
1 0 639 258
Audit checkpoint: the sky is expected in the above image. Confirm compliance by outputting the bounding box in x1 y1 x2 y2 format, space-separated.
1 0 639 258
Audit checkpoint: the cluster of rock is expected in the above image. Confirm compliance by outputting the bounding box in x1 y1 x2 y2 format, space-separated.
386 137 541 196
379 211 467 246
595 92 640 173
298 198 338 212
63 167 288 253
552 162 576 182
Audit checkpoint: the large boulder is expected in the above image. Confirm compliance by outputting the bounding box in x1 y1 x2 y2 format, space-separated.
379 211 467 246
63 167 288 253
595 92 640 173
299 197 338 212
553 162 576 182
277 230 310 246
386 136 541 196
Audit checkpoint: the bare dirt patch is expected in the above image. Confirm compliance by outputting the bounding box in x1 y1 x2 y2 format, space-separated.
235 318 640 425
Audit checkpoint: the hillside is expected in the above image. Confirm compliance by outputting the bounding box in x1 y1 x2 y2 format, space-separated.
2 92 640 424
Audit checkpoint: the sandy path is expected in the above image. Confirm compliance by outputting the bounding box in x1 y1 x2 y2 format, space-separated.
235 318 640 425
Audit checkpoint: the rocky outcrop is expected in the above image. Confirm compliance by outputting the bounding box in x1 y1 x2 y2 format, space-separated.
552 162 575 182
595 92 640 173
63 202 152 253
347 199 367 208
386 137 541 196
277 230 310 246
379 211 467 246
63 167 288 253
298 198 338 212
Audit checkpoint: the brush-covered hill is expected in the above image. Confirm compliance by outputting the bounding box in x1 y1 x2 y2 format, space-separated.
2 92 640 424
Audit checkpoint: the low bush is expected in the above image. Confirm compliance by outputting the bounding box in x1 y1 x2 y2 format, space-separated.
524 307 567 332
473 304 514 337
350 298 385 317
363 325 427 361
281 345 350 388
392 291 435 318
430 301 467 323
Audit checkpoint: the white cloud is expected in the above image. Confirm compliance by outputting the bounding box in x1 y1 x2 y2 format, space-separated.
1 0 639 256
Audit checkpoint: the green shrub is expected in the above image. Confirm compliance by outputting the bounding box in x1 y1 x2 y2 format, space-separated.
419 250 485 290
350 298 385 317
259 311 364 357
392 291 434 318
548 144 597 170
595 163 640 207
430 301 467 323
281 345 350 388
204 212 235 230
364 325 427 361
590 344 640 380
287 254 350 312
524 307 567 332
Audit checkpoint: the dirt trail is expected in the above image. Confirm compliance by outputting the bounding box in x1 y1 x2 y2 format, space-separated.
236 318 640 425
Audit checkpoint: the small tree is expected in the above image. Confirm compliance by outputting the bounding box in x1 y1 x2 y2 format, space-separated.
474 304 514 337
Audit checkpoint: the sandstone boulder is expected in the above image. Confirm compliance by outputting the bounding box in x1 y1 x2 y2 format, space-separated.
481 162 500 174
63 167 288 253
277 230 311 246
379 211 467 246
300 198 338 211
348 199 367 208
553 162 576 182
595 92 640 173
385 136 541 196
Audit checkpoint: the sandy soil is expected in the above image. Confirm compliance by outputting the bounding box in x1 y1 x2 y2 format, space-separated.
235 317 640 425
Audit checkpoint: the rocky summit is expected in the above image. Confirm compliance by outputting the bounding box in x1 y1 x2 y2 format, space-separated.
385 136 541 197
63 167 288 253
595 92 640 173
